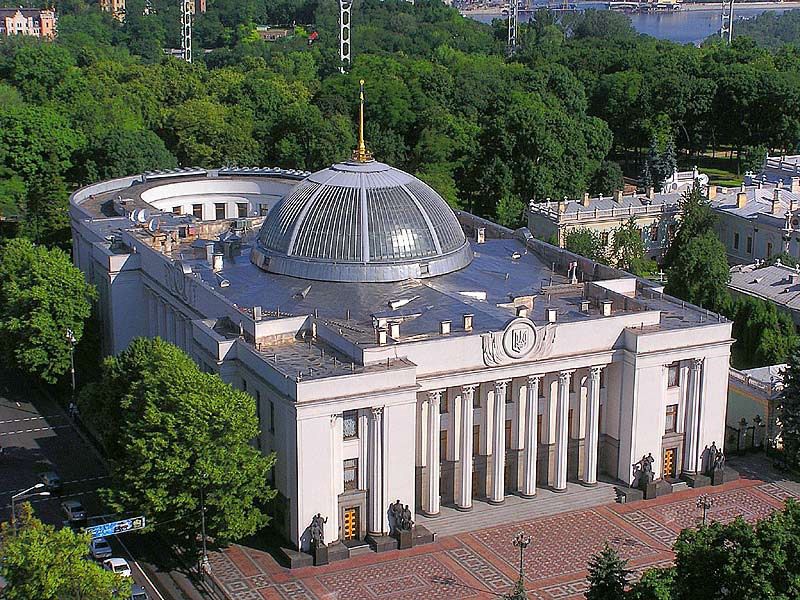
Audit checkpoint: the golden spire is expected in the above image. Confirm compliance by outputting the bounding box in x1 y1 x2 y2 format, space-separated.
353 79 373 163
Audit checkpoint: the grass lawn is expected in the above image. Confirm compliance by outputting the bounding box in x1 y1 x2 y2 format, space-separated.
685 153 744 187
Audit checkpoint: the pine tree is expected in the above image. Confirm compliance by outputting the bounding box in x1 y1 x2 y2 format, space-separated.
779 352 800 468
585 543 630 600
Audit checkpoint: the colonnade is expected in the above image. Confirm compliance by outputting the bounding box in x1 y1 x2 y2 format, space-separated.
421 367 604 514
144 288 191 351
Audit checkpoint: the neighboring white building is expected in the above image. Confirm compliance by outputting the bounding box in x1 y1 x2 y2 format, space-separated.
70 159 733 556
727 364 782 450
728 261 800 328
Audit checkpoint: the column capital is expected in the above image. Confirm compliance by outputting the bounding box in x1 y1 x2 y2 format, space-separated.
461 383 478 396
558 370 574 383
494 379 511 393
691 357 704 371
590 365 603 380
371 406 384 420
427 389 444 407
527 374 542 386
330 413 341 426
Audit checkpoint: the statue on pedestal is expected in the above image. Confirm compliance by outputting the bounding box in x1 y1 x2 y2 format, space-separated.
635 453 655 489
705 442 725 476
310 513 327 548
390 500 414 534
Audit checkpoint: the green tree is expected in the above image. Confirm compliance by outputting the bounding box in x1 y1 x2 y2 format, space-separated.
779 353 800 468
79 338 277 551
496 193 525 229
741 144 768 174
627 568 674 600
590 161 624 197
0 238 96 383
565 227 606 263
585 543 629 600
612 218 656 276
85 129 177 180
664 184 730 312
730 295 798 369
0 502 130 600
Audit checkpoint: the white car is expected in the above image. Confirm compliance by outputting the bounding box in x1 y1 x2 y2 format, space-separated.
102 557 132 578
61 500 86 522
89 537 113 560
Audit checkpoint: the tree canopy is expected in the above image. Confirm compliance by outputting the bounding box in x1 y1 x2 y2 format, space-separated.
79 338 277 551
0 238 96 383
0 503 131 600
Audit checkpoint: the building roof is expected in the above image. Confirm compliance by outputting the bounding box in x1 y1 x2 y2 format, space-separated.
711 185 800 223
728 262 800 312
0 8 52 17
528 191 682 225
253 160 472 283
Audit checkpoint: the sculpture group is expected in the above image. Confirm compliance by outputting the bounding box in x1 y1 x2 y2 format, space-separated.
389 500 413 534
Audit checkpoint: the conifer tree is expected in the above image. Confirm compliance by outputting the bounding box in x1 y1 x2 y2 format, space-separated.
779 353 800 468
585 543 630 600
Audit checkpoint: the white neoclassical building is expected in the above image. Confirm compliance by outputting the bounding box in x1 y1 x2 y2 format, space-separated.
70 157 733 556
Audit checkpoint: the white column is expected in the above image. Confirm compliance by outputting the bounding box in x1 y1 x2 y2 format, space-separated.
490 380 510 504
423 390 442 516
554 370 573 491
583 366 602 486
683 358 703 474
330 414 343 541
521 375 540 497
457 384 476 510
368 406 384 536
358 410 369 489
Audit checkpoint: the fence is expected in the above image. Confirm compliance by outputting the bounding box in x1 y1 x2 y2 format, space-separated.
725 416 767 454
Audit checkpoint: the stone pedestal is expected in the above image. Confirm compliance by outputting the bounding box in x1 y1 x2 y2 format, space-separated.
711 468 724 486
313 544 329 566
642 481 658 500
682 472 711 488
397 529 413 550
366 534 398 553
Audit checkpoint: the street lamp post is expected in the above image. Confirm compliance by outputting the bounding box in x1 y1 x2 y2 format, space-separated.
505 531 532 600
696 495 714 526
65 328 76 402
199 474 210 580
11 483 50 531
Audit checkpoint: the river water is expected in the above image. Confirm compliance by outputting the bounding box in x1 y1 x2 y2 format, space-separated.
468 4 794 44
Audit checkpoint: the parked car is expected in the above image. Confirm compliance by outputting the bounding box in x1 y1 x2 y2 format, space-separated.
103 558 132 578
61 499 86 523
130 584 149 600
38 471 62 493
89 537 113 560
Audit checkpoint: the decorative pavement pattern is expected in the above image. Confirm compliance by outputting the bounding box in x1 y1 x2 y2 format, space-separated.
208 477 800 600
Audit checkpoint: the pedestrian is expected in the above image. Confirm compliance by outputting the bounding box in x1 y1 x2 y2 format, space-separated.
68 402 76 419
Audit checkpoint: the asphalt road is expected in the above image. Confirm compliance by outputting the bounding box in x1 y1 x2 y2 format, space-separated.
0 371 208 600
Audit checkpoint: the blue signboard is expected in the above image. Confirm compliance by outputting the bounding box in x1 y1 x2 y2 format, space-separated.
85 516 146 539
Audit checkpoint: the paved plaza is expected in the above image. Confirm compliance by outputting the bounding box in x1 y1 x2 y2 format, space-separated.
209 461 800 600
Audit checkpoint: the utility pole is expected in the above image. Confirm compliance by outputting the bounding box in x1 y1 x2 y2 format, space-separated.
181 0 192 63
506 0 519 56
199 474 210 579
720 0 734 44
339 0 352 74
65 328 76 402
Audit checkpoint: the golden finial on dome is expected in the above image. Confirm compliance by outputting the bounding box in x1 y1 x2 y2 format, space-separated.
352 79 373 163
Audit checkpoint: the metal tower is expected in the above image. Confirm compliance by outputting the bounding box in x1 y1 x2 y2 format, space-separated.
181 0 192 63
720 0 734 44
339 1 352 74
507 0 519 55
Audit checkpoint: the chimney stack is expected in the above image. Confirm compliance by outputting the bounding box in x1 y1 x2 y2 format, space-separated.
792 177 800 194
613 190 623 203
558 198 566 214
516 306 529 318
581 192 591 208
463 314 473 332
601 300 613 317
737 191 748 209
376 328 387 345
580 299 591 313
647 187 655 200
546 308 557 323
476 227 485 244
707 185 718 200
773 188 783 215
440 320 451 335
389 321 400 339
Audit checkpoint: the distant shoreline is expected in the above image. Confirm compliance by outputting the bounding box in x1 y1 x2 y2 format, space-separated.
461 1 800 15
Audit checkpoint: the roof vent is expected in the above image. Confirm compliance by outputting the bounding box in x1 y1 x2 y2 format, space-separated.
253 306 262 321
791 274 800 285
212 253 224 272
440 320 452 335
601 300 613 316
546 308 557 323
477 228 486 244
463 314 473 332
580 299 591 313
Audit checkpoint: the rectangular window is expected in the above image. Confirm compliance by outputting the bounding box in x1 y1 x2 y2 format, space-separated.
537 414 542 441
440 396 448 414
254 388 262 450
665 404 678 433
343 459 358 491
237 203 248 218
259 204 269 216
649 222 659 242
667 362 680 388
440 430 447 462
343 410 358 440
747 236 753 254
600 369 607 389
269 400 275 433
733 232 740 250
568 408 574 439
473 392 481 409
473 425 480 456
172 205 182 215
192 204 203 219
767 242 773 258
241 378 247 392
505 420 512 447
215 203 226 220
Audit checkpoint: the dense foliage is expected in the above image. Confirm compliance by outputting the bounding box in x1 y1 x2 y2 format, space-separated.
0 238 96 383
0 503 130 600
3 1 800 237
585 543 630 600
79 338 277 551
779 351 800 468
587 501 800 599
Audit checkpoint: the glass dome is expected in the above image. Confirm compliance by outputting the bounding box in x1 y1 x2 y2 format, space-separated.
251 160 473 283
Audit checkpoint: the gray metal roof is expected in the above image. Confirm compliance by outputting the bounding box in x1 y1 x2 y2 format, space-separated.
254 160 471 282
729 262 800 313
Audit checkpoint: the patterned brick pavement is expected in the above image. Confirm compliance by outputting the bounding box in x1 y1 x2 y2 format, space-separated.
208 476 796 600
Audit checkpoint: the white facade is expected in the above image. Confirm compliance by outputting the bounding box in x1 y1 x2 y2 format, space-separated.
70 167 733 552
